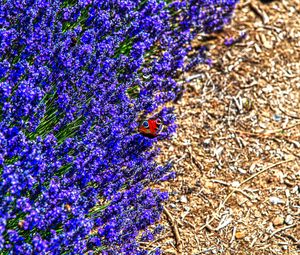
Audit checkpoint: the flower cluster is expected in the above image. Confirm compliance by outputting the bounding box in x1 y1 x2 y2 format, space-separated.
0 0 238 254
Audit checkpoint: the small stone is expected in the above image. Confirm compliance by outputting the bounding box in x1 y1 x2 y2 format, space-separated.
203 139 211 149
285 215 293 225
235 231 246 239
273 114 281 122
169 203 177 209
266 222 275 233
259 122 267 129
262 84 274 93
244 236 251 242
254 43 262 53
238 168 247 174
231 181 240 188
180 195 188 203
249 163 256 173
273 216 284 226
269 196 284 205
184 206 190 211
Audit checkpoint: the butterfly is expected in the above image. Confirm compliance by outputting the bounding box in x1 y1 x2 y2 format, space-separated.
138 118 163 138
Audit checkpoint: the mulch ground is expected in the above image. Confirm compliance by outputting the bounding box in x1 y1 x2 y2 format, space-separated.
148 0 300 254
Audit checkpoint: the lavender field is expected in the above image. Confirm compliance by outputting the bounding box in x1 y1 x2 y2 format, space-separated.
0 0 238 254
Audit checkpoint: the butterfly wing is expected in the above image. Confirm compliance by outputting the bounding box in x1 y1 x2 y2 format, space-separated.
138 118 163 138
138 120 152 137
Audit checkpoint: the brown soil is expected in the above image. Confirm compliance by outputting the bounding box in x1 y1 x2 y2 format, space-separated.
149 0 300 254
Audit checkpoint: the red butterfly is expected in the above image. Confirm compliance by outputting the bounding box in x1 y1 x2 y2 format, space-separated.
138 118 163 138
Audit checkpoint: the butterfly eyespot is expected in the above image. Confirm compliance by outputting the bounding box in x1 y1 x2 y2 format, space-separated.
142 120 149 128
155 118 162 125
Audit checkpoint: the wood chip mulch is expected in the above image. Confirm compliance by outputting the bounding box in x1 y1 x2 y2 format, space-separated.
149 0 300 254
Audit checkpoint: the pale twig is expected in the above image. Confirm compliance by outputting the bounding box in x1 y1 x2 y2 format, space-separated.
211 179 230 186
198 247 215 254
281 233 299 243
199 215 218 231
163 207 182 251
230 226 237 244
204 216 217 232
216 216 232 231
240 157 295 186
234 188 254 200
250 236 258 248
263 224 297 241
249 2 269 24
